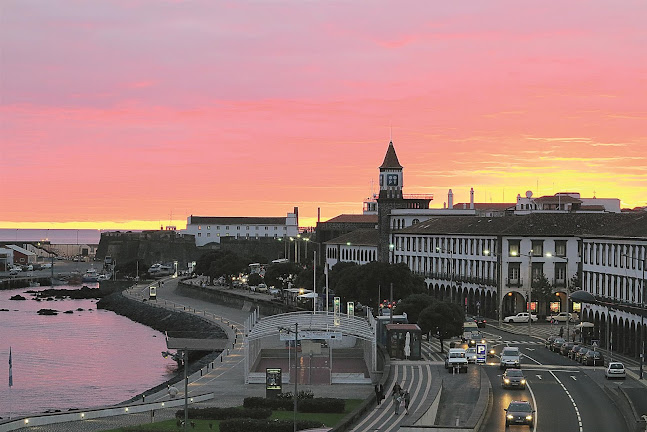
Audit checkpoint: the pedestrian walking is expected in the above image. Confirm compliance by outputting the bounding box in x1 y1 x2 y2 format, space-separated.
393 390 401 415
559 326 564 338
392 382 401 396
375 384 381 405
404 390 410 415
379 384 384 403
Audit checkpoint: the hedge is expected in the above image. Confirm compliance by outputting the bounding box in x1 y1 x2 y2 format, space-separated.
220 418 324 432
174 407 271 420
298 397 345 414
243 396 345 414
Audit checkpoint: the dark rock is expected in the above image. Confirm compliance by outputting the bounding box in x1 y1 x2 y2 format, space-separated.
37 308 58 315
64 310 74 314
77 308 84 311
10 295 26 301
0 308 9 312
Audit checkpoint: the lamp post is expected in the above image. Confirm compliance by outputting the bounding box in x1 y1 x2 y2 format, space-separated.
484 247 503 328
162 350 188 430
279 324 299 432
436 246 454 304
510 249 533 337
546 253 571 340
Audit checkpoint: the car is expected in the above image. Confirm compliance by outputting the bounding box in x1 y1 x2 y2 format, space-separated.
269 287 281 296
546 312 579 323
575 347 590 363
569 344 583 360
465 347 478 363
468 332 486 348
605 362 626 379
500 346 521 369
444 348 468 373
502 368 527 389
545 335 558 349
583 350 604 366
256 283 268 293
551 337 566 352
473 316 487 328
504 313 538 323
21 264 33 271
505 400 535 428
560 342 575 356
9 268 20 276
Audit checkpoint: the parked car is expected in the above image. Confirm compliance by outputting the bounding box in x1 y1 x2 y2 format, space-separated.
546 312 578 323
500 347 521 369
256 283 268 293
505 400 535 428
545 335 558 349
21 264 33 271
575 347 591 363
583 350 605 366
502 368 527 389
473 316 487 328
605 362 626 379
551 337 566 352
504 313 538 323
9 268 20 276
560 342 575 356
569 344 583 360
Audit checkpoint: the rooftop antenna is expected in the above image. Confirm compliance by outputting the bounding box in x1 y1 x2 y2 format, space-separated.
390 121 392 142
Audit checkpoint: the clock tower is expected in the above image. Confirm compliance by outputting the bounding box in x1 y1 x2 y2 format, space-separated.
378 141 403 200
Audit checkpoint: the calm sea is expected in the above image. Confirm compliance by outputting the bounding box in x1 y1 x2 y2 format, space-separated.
0 284 175 418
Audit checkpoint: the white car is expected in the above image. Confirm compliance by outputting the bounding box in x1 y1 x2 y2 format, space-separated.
605 362 626 379
465 347 478 363
546 312 578 323
500 347 521 369
504 313 538 323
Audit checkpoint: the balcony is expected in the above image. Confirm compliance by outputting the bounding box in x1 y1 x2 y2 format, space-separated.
506 277 523 287
553 278 566 288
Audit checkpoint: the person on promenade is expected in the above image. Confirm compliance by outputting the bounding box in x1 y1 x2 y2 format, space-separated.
375 384 381 405
559 326 564 338
167 384 179 398
392 382 401 396
393 389 402 415
404 390 410 415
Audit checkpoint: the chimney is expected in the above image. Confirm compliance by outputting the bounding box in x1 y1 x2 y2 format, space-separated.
470 187 475 209
448 189 454 209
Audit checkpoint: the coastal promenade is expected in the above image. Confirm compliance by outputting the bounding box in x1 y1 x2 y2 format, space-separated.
12 277 372 432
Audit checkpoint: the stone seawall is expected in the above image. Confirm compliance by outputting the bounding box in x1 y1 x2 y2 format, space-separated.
96 291 228 402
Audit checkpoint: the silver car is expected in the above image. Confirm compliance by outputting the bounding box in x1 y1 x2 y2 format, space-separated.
605 362 626 379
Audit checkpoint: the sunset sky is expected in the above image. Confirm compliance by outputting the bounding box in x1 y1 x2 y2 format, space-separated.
2 1 646 230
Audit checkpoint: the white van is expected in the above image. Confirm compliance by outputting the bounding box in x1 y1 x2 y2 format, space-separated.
500 346 521 369
445 348 468 373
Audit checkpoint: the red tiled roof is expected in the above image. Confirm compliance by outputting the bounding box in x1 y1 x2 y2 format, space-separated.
324 229 378 246
379 141 403 169
323 214 378 224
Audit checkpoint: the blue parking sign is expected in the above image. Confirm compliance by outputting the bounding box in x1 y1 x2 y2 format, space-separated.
476 343 487 363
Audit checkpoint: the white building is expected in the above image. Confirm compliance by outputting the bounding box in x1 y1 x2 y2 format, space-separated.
514 191 620 214
184 208 299 247
0 248 13 271
324 229 378 270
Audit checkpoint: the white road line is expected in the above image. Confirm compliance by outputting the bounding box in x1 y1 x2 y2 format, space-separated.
355 365 405 431
382 365 427 432
527 380 539 432
550 371 583 432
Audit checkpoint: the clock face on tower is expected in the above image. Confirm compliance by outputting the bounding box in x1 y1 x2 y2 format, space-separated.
387 174 399 186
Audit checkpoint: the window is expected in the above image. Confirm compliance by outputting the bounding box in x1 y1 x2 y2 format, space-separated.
237 226 240 230
198 225 201 230
555 240 566 257
531 262 544 282
531 240 543 257
508 263 520 281
198 233 202 237
508 240 520 257
207 233 211 237
226 226 229 230
246 226 250 230
207 225 210 230
412 219 420 225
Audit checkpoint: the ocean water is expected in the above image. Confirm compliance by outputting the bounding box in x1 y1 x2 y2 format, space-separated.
0 284 176 418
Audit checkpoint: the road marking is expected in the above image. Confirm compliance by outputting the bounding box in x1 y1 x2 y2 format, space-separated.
536 374 542 380
570 375 577 381
526 381 538 432
526 348 535 351
550 371 583 432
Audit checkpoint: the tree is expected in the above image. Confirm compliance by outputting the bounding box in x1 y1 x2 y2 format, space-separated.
264 262 301 289
531 273 553 317
395 294 436 324
418 301 463 353
247 273 263 287
331 262 425 307
195 250 249 285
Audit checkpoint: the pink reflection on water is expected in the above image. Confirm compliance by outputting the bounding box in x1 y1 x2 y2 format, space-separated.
1 286 175 417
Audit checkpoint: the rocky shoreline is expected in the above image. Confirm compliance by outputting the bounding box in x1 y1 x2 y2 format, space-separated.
97 291 229 402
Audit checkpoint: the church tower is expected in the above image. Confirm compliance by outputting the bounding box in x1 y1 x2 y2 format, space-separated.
379 141 403 200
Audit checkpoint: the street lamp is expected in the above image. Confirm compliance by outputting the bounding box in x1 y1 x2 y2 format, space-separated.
546 253 571 341
279 324 299 432
510 250 534 337
162 350 188 430
483 248 503 327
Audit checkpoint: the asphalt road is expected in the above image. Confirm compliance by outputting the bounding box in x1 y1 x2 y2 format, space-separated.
480 325 632 432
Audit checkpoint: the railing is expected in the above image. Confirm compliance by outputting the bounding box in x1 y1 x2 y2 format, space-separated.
506 278 523 287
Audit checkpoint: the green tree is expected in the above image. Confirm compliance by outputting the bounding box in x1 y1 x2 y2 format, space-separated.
395 294 436 324
531 273 553 317
264 262 301 289
332 262 425 307
418 301 464 353
195 250 249 285
247 273 263 287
